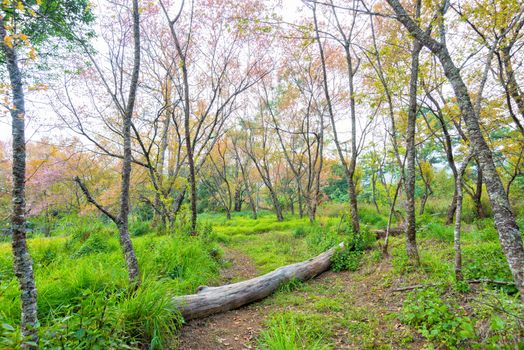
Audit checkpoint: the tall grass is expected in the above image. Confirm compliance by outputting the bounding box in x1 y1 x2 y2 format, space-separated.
0 216 221 349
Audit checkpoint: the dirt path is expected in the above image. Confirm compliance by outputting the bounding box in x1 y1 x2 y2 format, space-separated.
176 250 422 349
176 248 266 350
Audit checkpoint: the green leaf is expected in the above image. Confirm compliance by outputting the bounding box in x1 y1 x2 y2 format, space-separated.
2 323 15 331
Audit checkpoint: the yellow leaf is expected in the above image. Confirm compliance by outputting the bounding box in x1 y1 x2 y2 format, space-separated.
28 47 36 60
4 36 13 48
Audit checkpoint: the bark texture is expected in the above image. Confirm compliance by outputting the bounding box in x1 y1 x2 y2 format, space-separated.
0 17 39 348
405 35 422 265
386 0 524 300
174 242 344 320
117 0 141 286
454 155 472 282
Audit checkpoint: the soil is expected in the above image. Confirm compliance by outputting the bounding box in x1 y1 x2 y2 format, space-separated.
176 248 265 350
176 250 423 349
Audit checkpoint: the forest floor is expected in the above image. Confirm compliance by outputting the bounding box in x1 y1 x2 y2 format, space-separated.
2 210 520 349
176 231 426 349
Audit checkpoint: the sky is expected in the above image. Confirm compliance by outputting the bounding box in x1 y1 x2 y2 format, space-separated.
0 0 306 145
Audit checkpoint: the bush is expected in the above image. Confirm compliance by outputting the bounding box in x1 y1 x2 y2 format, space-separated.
329 220 374 272
306 225 338 253
331 249 361 272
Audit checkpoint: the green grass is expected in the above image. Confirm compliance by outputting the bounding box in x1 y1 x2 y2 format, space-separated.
0 220 221 349
258 311 334 350
1 201 522 349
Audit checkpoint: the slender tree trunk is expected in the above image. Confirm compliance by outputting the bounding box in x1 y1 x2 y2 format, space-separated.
446 191 458 225
233 186 242 212
347 176 360 234
473 162 485 219
371 173 380 214
383 178 402 255
153 114 170 229
249 193 258 220
386 0 524 299
501 47 524 135
269 187 284 222
119 0 141 286
297 184 304 218
1 18 39 348
454 156 471 282
345 45 360 235
405 36 422 265
419 193 428 215
312 4 359 234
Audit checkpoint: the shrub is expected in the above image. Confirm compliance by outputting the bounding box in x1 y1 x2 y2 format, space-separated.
330 222 374 272
331 249 361 272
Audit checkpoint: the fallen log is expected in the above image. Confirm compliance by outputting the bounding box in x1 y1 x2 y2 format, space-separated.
374 227 404 239
173 242 344 320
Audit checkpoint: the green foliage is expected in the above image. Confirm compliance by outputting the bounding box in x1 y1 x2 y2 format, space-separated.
258 312 333 350
330 217 375 272
305 225 339 254
114 281 183 349
278 278 304 293
293 226 307 238
73 233 116 257
462 242 516 293
0 214 222 349
419 221 454 242
470 290 524 348
331 249 361 272
401 288 476 348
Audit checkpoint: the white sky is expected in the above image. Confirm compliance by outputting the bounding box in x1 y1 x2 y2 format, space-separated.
0 0 306 145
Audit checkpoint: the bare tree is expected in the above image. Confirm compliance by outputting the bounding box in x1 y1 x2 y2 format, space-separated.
73 0 142 287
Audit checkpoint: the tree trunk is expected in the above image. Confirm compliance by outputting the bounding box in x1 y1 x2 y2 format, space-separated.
174 242 344 320
233 186 242 212
1 18 39 348
372 173 380 214
446 190 458 225
347 176 360 234
345 44 361 236
312 4 359 234
119 0 141 287
386 0 524 299
383 178 402 255
501 46 524 136
297 185 304 218
454 156 471 282
269 187 284 222
473 162 485 219
405 36 422 266
152 111 171 229
419 192 428 216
